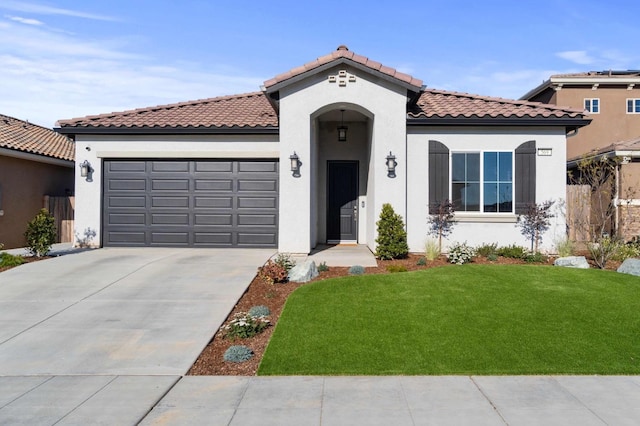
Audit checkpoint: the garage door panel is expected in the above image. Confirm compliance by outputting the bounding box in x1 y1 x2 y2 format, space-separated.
104 159 278 248
194 179 233 191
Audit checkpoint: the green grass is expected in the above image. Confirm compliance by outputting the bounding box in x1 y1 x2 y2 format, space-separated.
258 265 640 375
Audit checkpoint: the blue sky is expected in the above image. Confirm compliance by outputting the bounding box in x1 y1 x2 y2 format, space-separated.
0 0 638 127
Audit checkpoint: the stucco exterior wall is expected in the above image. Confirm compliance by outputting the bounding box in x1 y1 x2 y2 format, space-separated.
277 64 408 253
0 155 73 248
73 134 279 247
406 126 568 253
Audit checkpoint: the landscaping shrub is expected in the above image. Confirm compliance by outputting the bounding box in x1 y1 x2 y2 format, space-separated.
554 236 575 257
487 253 498 262
447 242 476 265
612 242 640 262
348 265 365 275
259 260 288 284
223 312 270 339
317 261 329 272
496 244 528 259
248 305 271 318
475 242 498 257
386 265 407 273
0 252 24 268
427 199 456 252
516 200 555 253
424 238 440 261
24 208 57 257
588 237 623 269
223 345 254 363
274 253 295 272
375 203 409 260
525 252 548 263
416 257 427 266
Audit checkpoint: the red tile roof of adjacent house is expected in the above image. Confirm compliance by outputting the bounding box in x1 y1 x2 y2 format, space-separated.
0 114 74 161
56 92 278 130
409 88 586 120
263 45 423 90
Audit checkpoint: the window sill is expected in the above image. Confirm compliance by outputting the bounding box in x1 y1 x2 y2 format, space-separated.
455 214 518 223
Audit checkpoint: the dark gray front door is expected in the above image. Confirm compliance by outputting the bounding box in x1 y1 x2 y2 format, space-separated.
327 161 358 242
103 159 278 247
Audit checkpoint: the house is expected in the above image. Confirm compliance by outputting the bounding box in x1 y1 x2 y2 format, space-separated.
56 46 590 253
0 114 75 249
523 71 640 240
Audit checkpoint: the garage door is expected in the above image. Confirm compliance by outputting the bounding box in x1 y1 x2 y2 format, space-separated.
103 159 278 247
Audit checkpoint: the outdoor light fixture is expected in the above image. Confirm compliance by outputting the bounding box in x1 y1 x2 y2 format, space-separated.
80 160 93 182
290 152 301 177
386 151 397 178
337 109 348 142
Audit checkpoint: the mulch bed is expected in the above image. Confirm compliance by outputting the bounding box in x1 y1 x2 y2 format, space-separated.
188 252 622 376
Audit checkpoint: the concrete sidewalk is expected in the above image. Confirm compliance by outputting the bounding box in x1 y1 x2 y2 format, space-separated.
142 375 640 425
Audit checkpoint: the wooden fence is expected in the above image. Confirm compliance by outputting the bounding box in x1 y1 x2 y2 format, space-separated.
43 196 74 243
566 185 590 243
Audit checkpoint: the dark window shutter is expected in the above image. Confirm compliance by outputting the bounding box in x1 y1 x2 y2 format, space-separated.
515 140 536 214
429 140 449 214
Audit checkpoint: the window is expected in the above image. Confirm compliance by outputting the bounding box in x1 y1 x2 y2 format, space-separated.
627 98 640 114
451 152 513 213
584 98 599 114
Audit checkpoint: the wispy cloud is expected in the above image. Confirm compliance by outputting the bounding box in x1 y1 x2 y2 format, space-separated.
556 50 596 65
0 0 117 21
6 14 42 25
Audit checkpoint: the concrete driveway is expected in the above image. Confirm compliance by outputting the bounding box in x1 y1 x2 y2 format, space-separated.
0 248 273 424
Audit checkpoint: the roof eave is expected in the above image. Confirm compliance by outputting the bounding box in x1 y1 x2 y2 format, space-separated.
520 80 552 100
55 125 279 135
406 117 591 128
0 147 74 167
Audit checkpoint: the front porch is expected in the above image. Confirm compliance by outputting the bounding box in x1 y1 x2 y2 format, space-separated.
292 244 378 267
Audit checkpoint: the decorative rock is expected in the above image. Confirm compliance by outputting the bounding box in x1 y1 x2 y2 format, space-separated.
554 256 590 269
617 258 640 276
288 260 319 283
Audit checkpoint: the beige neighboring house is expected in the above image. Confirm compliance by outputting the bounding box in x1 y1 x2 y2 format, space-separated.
0 114 75 249
523 71 640 240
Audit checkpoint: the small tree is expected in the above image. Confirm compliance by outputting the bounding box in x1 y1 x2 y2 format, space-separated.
427 199 456 252
516 200 555 253
375 203 409 260
24 209 57 257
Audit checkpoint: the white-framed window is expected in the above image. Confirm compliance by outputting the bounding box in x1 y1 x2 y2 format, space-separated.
451 151 514 213
584 98 599 114
627 98 640 114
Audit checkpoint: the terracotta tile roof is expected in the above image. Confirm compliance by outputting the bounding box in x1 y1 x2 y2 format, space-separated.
409 88 586 120
263 45 423 90
57 92 278 130
0 114 74 161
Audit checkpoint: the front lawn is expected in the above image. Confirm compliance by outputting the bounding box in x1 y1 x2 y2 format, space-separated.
258 265 640 375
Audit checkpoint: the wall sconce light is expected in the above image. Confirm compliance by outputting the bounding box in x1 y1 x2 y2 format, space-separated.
290 152 301 177
80 159 93 182
337 109 348 142
386 152 397 178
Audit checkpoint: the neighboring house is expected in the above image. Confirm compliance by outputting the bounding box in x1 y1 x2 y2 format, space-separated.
0 114 75 249
56 46 589 253
523 71 640 240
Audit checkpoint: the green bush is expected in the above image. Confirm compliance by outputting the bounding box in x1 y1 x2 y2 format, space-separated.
612 243 640 262
476 242 498 257
447 242 476 265
416 257 427 266
274 253 295 272
487 253 498 262
223 345 254 363
348 265 365 275
223 312 270 339
496 244 528 259
424 238 440 261
375 203 409 260
24 209 57 257
554 237 575 257
0 252 25 267
317 261 329 272
588 237 623 269
248 305 271 317
525 252 548 263
386 265 407 273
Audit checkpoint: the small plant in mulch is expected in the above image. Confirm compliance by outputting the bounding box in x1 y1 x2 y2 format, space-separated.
386 265 407 273
416 257 427 266
447 242 476 265
348 265 365 275
259 260 288 284
317 261 329 272
0 252 25 268
248 305 271 318
223 345 254 363
223 312 270 340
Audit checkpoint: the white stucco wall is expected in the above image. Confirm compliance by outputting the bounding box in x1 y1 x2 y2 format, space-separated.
73 133 279 247
277 65 409 253
407 126 568 254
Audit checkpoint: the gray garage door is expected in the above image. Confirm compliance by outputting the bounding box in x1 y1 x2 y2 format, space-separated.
103 159 278 247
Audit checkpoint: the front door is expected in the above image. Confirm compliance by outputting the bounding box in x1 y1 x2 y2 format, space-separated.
327 161 358 242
